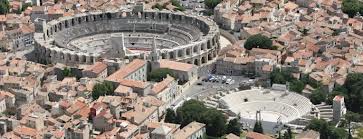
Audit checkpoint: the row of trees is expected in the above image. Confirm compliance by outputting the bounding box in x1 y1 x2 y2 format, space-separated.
342 0 363 17
165 100 241 137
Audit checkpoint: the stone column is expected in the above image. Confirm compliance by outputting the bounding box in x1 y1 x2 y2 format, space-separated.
174 50 178 59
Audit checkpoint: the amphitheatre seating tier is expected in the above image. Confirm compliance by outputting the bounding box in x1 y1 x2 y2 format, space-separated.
219 89 313 123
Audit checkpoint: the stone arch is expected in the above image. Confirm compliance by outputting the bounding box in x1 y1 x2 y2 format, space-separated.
201 56 206 64
169 51 175 59
161 53 167 59
71 18 75 26
178 49 183 57
66 53 71 61
78 17 82 24
58 23 62 31
208 53 213 61
106 12 112 19
65 20 69 28
207 41 211 49
194 59 200 66
80 55 86 63
186 48 191 56
75 54 79 62
60 52 65 60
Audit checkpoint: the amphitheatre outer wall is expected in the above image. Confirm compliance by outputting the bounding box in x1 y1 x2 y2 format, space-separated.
33 10 220 66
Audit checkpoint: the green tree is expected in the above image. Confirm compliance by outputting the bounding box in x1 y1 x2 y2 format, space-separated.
62 67 73 77
21 3 32 12
244 34 273 50
310 89 326 105
289 80 305 93
335 73 363 113
342 0 363 17
0 0 9 15
345 111 360 138
152 3 164 10
174 100 227 137
330 127 348 139
357 128 363 139
92 81 114 100
226 118 241 136
171 0 185 11
319 121 329 139
204 0 221 9
306 118 347 139
165 108 177 123
283 132 291 139
277 131 282 139
202 109 227 137
253 121 263 134
148 68 175 82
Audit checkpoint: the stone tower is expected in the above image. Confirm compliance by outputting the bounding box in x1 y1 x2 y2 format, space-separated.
150 37 160 62
333 95 347 123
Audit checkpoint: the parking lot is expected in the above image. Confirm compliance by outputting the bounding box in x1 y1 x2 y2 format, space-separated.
170 74 258 110
197 74 256 89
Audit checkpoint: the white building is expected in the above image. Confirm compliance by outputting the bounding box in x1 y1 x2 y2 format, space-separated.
150 75 178 108
173 121 206 139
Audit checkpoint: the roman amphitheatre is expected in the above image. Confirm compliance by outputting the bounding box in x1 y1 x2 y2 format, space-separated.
218 88 314 133
33 10 221 66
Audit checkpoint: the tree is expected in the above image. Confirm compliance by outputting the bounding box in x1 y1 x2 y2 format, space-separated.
289 80 305 93
345 111 360 138
204 0 221 9
357 128 363 139
148 68 175 82
201 109 227 137
253 121 263 134
226 118 241 135
277 131 282 139
342 0 363 17
174 100 227 137
330 127 348 139
21 3 32 12
306 118 347 139
0 0 9 15
244 34 273 50
332 73 363 113
310 89 326 105
165 108 177 123
62 67 73 77
171 0 185 11
152 3 164 10
92 81 114 100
